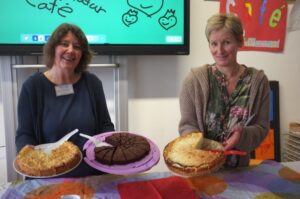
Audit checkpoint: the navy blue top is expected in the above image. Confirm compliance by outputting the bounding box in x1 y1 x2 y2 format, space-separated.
15 71 115 178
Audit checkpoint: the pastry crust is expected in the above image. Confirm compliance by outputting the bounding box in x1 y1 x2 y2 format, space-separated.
163 132 226 177
16 141 81 177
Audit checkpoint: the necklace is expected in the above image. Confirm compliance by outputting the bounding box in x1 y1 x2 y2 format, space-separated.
223 64 240 86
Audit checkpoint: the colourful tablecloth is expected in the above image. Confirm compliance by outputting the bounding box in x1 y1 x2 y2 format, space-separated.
1 160 299 199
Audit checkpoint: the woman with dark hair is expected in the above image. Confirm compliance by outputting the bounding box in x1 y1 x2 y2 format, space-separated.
15 23 115 178
179 13 270 167
43 23 92 73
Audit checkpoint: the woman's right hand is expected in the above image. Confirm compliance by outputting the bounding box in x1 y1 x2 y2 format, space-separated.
222 126 242 150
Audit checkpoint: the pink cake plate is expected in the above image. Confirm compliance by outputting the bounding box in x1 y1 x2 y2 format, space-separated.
83 131 160 175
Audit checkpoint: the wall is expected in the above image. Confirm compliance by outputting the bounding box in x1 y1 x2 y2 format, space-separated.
127 1 300 172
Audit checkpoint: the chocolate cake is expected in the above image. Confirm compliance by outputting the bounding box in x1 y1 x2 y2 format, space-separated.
94 132 151 165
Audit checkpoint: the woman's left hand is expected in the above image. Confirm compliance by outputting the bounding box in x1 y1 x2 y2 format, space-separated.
223 126 242 150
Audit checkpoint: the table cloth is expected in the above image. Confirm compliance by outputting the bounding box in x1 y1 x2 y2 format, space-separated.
0 160 299 199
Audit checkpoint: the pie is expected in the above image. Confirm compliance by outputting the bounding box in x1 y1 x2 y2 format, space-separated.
15 141 81 177
163 132 226 177
94 132 151 165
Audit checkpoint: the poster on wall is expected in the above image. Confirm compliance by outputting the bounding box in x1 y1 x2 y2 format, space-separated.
220 0 287 52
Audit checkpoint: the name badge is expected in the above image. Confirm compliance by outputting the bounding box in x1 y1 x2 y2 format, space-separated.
55 84 74 96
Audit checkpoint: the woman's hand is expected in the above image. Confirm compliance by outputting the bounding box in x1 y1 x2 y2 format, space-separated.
223 126 242 150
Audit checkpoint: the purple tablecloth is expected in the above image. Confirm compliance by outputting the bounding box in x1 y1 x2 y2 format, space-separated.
1 160 299 199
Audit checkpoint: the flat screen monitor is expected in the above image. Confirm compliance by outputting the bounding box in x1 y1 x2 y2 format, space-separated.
0 0 190 55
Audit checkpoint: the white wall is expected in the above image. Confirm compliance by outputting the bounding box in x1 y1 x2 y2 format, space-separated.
127 1 300 172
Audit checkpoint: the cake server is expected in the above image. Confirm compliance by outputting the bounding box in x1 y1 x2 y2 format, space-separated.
35 128 79 154
79 133 113 147
206 149 247 156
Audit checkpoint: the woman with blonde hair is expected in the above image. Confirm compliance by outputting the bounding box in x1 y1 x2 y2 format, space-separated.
179 13 269 167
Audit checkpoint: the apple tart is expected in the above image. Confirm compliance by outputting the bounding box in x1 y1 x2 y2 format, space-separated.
163 132 226 177
15 141 81 177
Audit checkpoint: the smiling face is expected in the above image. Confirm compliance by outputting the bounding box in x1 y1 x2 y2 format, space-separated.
127 0 163 16
53 32 82 72
122 9 138 26
159 9 177 30
208 28 240 68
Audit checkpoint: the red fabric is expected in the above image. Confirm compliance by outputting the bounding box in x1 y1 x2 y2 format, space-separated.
117 176 199 199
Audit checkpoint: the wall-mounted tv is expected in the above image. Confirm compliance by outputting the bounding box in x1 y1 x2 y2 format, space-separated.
0 0 190 55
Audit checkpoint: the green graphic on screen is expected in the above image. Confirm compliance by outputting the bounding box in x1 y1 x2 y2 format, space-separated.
0 0 184 45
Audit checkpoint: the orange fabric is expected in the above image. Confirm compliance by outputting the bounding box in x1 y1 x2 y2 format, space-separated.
255 129 275 160
250 159 263 166
24 182 95 199
186 175 227 196
117 176 199 199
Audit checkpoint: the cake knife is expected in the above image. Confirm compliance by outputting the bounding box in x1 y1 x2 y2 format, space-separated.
79 133 113 147
35 128 79 154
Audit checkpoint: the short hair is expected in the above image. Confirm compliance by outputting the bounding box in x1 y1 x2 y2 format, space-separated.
43 23 93 73
205 13 244 46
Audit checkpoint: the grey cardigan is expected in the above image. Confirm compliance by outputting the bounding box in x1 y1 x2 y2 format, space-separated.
179 64 270 166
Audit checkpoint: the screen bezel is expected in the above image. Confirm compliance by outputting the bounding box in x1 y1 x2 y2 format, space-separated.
0 0 190 56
